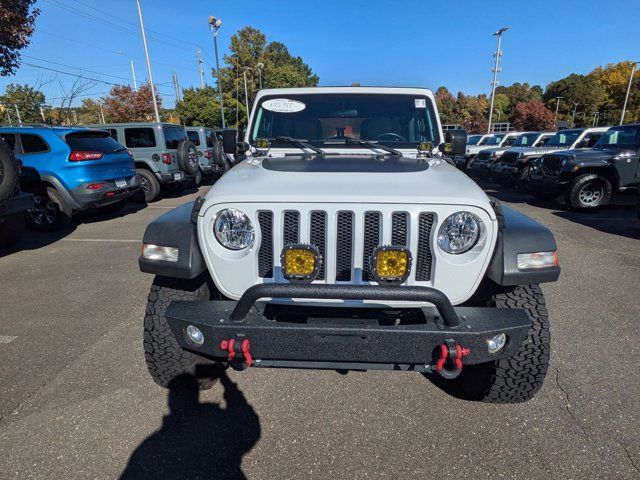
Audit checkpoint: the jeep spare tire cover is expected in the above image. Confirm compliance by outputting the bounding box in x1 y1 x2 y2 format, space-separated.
0 139 18 204
212 140 228 173
176 140 199 174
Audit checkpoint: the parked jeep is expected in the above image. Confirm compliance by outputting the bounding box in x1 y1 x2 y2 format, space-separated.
0 126 139 231
185 126 229 179
99 123 197 202
0 137 33 248
464 131 520 169
496 127 607 187
527 124 640 209
138 87 559 403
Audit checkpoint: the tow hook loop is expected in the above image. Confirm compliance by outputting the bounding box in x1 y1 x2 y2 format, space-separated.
435 339 470 379
220 338 253 370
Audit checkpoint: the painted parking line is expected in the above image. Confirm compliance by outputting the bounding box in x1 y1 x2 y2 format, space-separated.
0 336 18 344
61 239 139 243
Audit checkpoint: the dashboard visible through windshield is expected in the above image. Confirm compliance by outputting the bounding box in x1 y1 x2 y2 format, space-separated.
250 93 440 149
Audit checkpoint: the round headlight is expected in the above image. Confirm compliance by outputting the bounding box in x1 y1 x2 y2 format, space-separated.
214 208 255 250
437 212 481 254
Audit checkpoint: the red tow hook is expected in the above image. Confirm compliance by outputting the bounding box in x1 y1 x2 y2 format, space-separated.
220 338 253 370
434 339 470 379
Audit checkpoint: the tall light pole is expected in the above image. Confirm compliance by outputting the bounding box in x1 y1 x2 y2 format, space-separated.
553 96 564 126
572 102 580 127
257 62 264 90
135 0 160 122
592 111 600 127
208 16 226 128
130 59 138 90
487 27 509 134
197 48 205 88
620 62 638 125
242 67 251 123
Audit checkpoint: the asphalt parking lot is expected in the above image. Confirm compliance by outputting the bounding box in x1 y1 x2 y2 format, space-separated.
1 182 639 480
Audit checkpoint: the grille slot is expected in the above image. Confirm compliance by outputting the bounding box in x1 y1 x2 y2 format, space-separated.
391 212 409 247
416 213 434 281
310 211 327 280
336 211 354 281
542 155 563 172
283 211 300 245
257 211 274 278
362 212 382 281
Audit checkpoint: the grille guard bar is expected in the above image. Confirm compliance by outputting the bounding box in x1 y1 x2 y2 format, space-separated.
231 283 461 327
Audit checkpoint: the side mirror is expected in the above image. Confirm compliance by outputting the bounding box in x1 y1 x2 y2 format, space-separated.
443 129 468 156
222 129 238 154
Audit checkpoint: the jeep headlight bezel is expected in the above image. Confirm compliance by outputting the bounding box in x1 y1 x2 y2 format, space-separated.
437 212 482 255
213 208 255 250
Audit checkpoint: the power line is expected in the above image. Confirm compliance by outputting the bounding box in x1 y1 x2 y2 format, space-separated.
22 55 134 82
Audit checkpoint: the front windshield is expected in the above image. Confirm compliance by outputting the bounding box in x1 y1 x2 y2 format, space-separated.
478 136 493 145
467 135 482 146
595 126 640 149
513 133 540 147
483 135 505 146
546 130 581 147
250 93 440 148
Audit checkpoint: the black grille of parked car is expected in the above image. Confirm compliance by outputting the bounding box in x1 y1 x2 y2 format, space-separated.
501 151 519 165
542 155 564 172
476 151 491 161
256 210 435 283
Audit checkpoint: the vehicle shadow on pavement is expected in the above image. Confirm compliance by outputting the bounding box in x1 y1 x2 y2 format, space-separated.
551 208 640 240
0 224 76 258
120 369 261 480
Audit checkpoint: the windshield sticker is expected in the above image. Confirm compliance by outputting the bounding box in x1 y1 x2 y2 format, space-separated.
262 98 306 113
414 98 426 108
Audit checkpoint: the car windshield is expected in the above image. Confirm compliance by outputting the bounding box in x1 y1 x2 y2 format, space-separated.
513 133 540 147
483 135 506 146
65 131 126 153
546 130 581 147
478 136 493 145
594 126 640 149
467 135 482 145
250 93 440 149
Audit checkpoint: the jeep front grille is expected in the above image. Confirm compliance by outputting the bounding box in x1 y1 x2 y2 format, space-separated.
501 151 519 165
542 155 563 172
257 209 434 283
476 151 491 161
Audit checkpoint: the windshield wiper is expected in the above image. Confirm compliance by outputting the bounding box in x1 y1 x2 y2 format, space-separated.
326 138 402 156
273 136 325 156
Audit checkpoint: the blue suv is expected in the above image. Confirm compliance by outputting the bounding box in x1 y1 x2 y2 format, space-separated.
0 126 140 230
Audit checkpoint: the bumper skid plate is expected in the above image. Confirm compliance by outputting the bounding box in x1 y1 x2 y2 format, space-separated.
165 284 531 372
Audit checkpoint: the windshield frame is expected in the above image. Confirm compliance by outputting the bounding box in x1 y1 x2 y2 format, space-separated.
545 129 583 147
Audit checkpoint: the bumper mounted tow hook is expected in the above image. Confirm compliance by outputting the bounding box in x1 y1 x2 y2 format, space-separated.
220 338 253 371
435 339 471 379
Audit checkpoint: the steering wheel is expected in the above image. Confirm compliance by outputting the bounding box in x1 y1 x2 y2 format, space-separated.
375 133 406 141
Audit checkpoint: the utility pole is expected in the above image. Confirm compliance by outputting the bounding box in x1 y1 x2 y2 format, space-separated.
39 106 46 123
488 27 509 134
208 16 226 128
257 62 264 90
130 59 138 90
172 71 181 104
197 48 205 88
99 103 105 124
14 104 22 125
554 97 563 126
72 110 78 125
5 107 12 125
243 68 250 122
620 62 638 125
135 0 160 123
592 111 600 127
572 103 579 127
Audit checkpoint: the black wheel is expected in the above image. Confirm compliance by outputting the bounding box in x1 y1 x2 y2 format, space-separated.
26 187 72 231
193 168 202 187
0 139 18 204
98 199 126 215
566 173 612 209
176 140 199 175
0 213 26 249
144 275 222 390
163 181 187 195
132 168 160 203
446 285 550 403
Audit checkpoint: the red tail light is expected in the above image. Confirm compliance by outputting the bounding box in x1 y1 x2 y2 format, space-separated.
161 153 173 164
69 151 103 162
204 149 213 159
87 183 106 190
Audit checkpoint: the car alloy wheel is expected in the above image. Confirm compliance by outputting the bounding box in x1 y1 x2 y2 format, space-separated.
578 182 604 206
140 175 150 195
187 146 198 171
28 194 58 226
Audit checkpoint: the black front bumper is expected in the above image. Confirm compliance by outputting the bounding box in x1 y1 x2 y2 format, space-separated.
165 284 531 372
526 165 567 193
468 159 494 177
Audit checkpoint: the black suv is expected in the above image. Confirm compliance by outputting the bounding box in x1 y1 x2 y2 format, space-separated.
526 125 640 209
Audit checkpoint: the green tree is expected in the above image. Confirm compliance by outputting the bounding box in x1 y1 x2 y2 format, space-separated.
495 82 543 116
543 74 606 126
0 83 46 123
589 61 640 123
176 86 221 127
455 93 489 133
77 98 103 124
0 0 40 76
435 86 457 124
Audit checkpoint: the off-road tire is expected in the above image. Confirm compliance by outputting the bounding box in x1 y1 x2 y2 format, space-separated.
565 173 612 210
132 168 160 203
143 275 219 390
0 139 18 204
176 140 199 174
192 168 202 187
0 213 26 249
449 284 550 403
26 187 72 231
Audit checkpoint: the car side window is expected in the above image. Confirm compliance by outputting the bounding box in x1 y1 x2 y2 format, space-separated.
20 134 49 153
124 127 156 148
0 133 16 150
187 131 200 146
205 131 217 148
583 133 603 148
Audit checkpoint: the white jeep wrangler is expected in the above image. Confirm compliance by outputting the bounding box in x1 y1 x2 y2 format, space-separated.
139 87 560 403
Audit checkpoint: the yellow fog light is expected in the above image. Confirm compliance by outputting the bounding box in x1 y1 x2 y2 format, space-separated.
281 244 321 282
255 138 271 149
371 246 412 284
417 141 433 153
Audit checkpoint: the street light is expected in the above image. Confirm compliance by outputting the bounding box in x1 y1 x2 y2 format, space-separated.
620 61 638 125
208 15 226 128
487 27 509 134
554 96 564 126
242 67 251 123
135 0 160 123
572 102 580 127
257 62 264 90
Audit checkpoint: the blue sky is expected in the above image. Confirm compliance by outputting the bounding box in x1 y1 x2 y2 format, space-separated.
2 0 639 108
